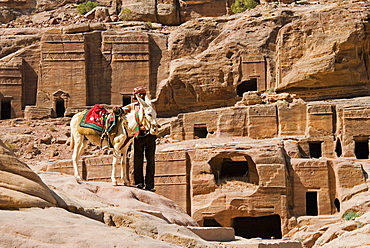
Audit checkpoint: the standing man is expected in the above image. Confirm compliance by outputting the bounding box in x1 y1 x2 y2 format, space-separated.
123 86 157 192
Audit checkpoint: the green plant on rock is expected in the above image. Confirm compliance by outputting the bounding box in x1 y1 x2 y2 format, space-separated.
231 0 259 14
146 21 153 29
77 1 100 15
119 8 132 21
342 211 360 221
5 142 17 151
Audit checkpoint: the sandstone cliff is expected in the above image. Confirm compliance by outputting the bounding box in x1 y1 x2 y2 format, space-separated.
156 1 370 115
2 2 370 118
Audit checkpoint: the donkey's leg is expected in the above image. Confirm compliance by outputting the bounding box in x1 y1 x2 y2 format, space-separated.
111 149 120 186
119 142 131 186
72 134 88 183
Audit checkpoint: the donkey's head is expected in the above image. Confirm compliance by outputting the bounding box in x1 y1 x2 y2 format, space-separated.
136 94 159 135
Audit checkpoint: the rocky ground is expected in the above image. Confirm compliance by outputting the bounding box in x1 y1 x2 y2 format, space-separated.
0 117 74 171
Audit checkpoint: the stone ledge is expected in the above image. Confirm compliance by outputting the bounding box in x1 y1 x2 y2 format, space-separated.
187 226 235 241
24 106 53 119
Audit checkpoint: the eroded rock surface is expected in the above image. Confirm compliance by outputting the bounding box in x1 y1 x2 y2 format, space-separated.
0 140 56 208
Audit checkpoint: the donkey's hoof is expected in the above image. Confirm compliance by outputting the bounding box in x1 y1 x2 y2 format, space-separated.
75 177 83 184
112 181 118 186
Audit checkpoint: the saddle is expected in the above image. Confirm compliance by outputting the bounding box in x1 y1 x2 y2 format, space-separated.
79 104 116 133
78 104 125 147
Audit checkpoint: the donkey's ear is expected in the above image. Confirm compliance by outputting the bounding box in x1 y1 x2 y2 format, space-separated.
144 95 152 106
136 94 149 107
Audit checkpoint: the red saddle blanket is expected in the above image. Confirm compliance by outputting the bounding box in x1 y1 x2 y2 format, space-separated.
79 104 116 132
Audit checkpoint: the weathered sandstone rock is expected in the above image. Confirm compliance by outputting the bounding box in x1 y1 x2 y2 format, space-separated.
0 140 56 208
0 6 15 23
187 226 235 241
3 3 370 118
155 2 370 115
275 2 370 100
0 0 36 9
0 207 182 247
0 28 43 59
38 171 199 226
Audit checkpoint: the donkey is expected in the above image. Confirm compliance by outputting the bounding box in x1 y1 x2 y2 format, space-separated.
70 95 159 185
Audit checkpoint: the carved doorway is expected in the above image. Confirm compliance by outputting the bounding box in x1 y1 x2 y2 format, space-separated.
306 191 318 216
52 90 69 118
0 99 11 119
55 98 65 117
309 141 322 158
354 138 369 159
233 215 282 239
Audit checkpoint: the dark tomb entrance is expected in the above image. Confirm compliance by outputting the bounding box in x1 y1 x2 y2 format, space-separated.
55 99 65 117
122 94 132 106
335 139 342 157
237 78 258 97
209 154 259 186
306 192 318 216
233 215 282 239
203 218 222 227
1 100 11 119
334 198 340 212
309 142 322 158
355 139 369 159
220 158 248 180
194 124 208 139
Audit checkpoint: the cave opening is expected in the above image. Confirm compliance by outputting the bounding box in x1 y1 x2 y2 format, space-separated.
335 139 342 157
233 215 282 239
237 78 258 97
203 218 222 227
209 154 259 186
